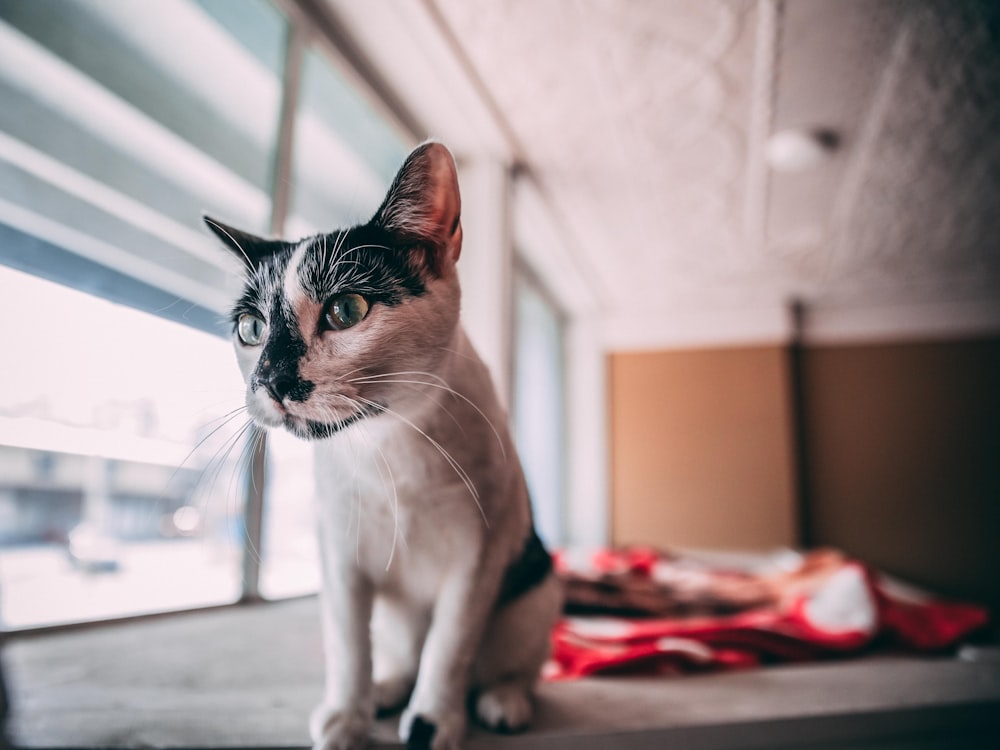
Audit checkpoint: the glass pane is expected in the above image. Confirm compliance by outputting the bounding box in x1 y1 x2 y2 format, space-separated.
286 45 412 236
0 0 287 308
0 265 250 629
513 274 567 547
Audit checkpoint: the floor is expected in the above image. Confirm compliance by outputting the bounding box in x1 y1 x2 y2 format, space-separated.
4 597 1000 749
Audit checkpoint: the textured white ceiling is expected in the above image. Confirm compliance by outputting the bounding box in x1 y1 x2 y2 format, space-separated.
431 0 1000 345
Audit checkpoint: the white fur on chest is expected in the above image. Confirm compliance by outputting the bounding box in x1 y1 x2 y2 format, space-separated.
312 412 488 606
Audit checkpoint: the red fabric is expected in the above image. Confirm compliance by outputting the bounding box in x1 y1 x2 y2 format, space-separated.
546 548 990 680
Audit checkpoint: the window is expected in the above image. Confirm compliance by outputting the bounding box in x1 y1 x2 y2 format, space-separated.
512 270 568 547
0 0 414 628
0 264 247 628
0 0 288 302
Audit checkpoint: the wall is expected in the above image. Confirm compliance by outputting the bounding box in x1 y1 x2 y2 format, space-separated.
803 336 1000 610
609 335 1000 612
610 346 796 550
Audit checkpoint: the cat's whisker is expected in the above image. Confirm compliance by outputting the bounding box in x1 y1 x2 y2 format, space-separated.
329 233 361 281
192 415 249 490
350 378 506 459
196 404 252 431
332 226 350 257
437 345 481 364
219 419 260 561
332 364 375 384
347 369 450 387
152 406 251 527
199 417 255 544
224 423 257 529
192 400 252 426
228 421 261 506
352 396 489 528
344 243 392 253
351 381 465 437
328 258 367 274
174 413 252 554
212 419 254 499
316 239 396 298
235 424 268 568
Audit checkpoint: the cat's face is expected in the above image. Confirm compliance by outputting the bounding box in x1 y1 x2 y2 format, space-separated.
206 142 463 440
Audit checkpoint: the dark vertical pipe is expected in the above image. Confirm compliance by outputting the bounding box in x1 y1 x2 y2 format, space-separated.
787 299 813 549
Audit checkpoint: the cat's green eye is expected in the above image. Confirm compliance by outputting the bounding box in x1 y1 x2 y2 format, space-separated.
237 313 265 346
326 293 370 330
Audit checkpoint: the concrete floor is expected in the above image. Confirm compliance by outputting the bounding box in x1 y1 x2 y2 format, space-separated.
4 597 1000 749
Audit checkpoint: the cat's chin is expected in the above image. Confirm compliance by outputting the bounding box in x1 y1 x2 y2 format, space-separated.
276 403 383 441
246 397 382 440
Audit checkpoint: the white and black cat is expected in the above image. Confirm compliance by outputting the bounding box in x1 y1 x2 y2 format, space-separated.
205 142 562 750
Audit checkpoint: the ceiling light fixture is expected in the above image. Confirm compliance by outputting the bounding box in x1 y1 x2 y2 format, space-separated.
766 128 838 172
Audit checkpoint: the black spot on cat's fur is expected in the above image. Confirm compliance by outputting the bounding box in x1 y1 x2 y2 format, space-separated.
297 401 382 440
229 245 295 326
406 716 436 750
296 225 427 307
284 377 315 403
498 528 553 606
251 296 310 404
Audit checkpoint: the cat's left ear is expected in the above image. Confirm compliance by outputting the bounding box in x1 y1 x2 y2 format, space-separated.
372 141 462 267
203 215 283 270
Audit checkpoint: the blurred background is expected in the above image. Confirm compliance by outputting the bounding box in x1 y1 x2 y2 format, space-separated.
0 0 997 636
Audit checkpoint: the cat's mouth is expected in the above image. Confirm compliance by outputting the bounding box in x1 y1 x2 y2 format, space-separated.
247 384 384 441
280 402 383 440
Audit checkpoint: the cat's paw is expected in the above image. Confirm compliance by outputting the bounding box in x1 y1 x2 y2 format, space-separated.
474 683 533 732
309 703 372 750
399 705 466 750
373 674 414 716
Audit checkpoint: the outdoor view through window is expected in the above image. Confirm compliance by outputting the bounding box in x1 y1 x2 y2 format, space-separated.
0 265 249 627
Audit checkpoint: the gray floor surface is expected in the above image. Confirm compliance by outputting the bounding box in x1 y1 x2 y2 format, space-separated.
4 597 1000 749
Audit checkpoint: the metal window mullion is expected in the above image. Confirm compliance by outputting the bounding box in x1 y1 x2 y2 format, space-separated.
269 22 307 237
277 0 421 144
239 20 307 603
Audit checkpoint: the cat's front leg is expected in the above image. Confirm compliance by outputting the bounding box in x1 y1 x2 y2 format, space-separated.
399 560 501 750
311 565 375 750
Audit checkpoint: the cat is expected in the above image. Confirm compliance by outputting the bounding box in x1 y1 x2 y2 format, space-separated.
204 141 562 750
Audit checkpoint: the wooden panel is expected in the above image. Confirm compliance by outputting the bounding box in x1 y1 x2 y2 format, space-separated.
610 347 796 550
804 337 1000 611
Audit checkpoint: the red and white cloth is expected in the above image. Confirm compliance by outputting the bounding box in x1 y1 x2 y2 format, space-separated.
546 547 990 680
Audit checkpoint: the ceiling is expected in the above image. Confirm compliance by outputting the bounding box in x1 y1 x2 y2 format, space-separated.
326 0 1000 348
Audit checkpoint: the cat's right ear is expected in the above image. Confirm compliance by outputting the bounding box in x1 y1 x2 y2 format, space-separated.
371 141 463 268
203 215 281 270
